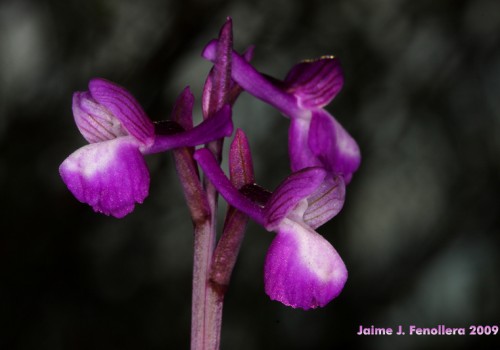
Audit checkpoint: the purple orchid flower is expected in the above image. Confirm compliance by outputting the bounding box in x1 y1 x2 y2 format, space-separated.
202 42 361 184
194 139 347 310
59 78 233 218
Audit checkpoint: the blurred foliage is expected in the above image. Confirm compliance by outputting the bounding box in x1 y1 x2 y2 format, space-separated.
1 0 499 349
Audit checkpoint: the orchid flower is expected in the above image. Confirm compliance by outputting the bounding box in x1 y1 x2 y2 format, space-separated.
202 42 361 184
59 78 233 218
194 137 347 310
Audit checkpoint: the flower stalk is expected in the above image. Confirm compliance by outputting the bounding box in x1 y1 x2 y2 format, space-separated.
190 18 235 350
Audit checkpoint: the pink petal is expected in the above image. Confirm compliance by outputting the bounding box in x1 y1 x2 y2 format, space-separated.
288 117 322 172
59 137 149 218
264 168 326 230
73 91 128 143
304 175 346 229
89 78 154 146
308 109 361 183
284 56 344 109
264 218 348 309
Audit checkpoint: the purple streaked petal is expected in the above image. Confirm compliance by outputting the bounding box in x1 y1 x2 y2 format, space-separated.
264 218 348 309
202 40 300 117
89 78 154 146
304 175 345 229
146 104 233 154
72 91 128 143
308 109 361 183
264 167 326 230
194 148 265 225
229 129 255 189
284 56 344 109
59 137 149 218
288 117 322 172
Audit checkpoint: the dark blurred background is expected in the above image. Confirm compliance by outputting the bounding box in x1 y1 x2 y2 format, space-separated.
1 0 499 349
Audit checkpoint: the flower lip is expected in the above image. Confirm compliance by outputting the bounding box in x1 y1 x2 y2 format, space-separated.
59 136 149 218
264 218 348 309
